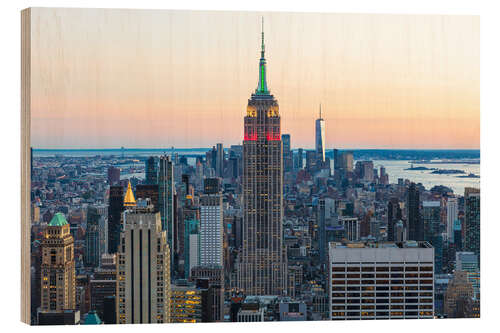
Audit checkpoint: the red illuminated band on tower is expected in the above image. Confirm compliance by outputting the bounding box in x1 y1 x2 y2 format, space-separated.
244 132 258 141
266 131 280 141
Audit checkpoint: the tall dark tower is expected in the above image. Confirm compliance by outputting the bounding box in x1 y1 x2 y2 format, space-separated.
145 156 158 185
107 185 124 254
407 182 423 241
238 19 287 295
159 155 174 270
387 198 402 241
315 104 325 163
464 188 480 265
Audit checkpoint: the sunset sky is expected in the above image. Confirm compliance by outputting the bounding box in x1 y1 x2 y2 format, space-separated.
30 8 479 149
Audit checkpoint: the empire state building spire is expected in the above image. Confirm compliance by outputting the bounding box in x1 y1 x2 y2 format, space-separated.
256 17 269 95
240 19 286 296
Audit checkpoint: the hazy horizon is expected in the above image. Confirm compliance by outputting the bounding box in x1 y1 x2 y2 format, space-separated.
30 8 479 149
31 145 482 150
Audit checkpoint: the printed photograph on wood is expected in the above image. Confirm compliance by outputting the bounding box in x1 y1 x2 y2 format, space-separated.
23 8 479 325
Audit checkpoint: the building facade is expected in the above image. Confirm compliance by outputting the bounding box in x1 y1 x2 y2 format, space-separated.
216 143 224 178
199 186 223 267
116 199 171 324
108 185 124 254
170 281 203 323
464 188 480 262
315 105 325 163
339 217 360 241
159 155 175 265
444 271 474 318
446 197 458 243
238 22 287 296
145 156 158 185
190 266 224 322
387 198 402 242
317 198 335 266
282 134 292 172
407 182 423 241
85 206 101 268
90 255 116 323
455 252 480 298
40 213 76 312
107 167 120 186
328 241 434 320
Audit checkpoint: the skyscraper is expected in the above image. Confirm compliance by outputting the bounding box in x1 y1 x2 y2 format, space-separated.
282 134 292 172
317 198 335 266
238 20 287 295
454 219 463 251
333 149 339 174
387 198 402 242
455 252 480 298
407 182 423 241
338 217 360 241
170 281 203 323
464 188 480 263
444 271 474 318
145 156 158 185
315 104 325 163
328 241 434 320
184 218 200 279
297 148 304 169
199 178 224 267
216 143 224 178
306 150 317 171
334 151 354 180
40 213 76 312
135 184 159 212
84 206 101 268
379 166 389 185
159 155 175 264
355 160 374 182
422 201 441 241
341 151 354 172
89 254 116 323
107 185 124 254
116 199 171 324
107 167 120 185
446 197 458 243
190 267 224 322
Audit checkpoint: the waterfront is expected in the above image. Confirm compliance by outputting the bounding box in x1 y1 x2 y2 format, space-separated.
33 149 479 195
372 160 479 195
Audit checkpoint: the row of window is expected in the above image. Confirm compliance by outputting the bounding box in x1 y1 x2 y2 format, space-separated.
331 298 433 304
331 279 433 285
331 292 433 298
332 266 433 272
332 273 433 278
332 286 433 291
331 311 433 317
332 304 433 310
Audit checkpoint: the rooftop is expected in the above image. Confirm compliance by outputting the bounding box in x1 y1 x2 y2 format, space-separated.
422 201 441 207
83 311 102 325
48 212 68 227
329 240 432 249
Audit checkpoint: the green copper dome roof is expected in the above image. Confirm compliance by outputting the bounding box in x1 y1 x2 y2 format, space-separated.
83 311 102 325
48 212 68 227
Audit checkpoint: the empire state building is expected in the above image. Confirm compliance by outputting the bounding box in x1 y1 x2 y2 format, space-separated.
237 20 287 296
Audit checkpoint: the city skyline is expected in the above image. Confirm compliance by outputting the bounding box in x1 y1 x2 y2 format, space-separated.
30 9 479 149
24 8 481 325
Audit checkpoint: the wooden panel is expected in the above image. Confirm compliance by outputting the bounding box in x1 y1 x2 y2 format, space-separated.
21 7 31 325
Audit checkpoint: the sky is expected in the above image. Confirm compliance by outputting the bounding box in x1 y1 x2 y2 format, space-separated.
30 8 479 149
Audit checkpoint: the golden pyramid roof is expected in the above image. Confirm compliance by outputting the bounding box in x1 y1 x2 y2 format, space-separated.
124 181 136 207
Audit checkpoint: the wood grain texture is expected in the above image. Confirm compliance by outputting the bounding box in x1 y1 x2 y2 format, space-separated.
21 7 31 325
